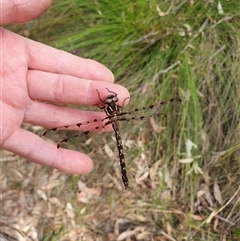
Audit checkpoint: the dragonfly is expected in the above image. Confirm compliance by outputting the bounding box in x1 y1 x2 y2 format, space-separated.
43 88 182 189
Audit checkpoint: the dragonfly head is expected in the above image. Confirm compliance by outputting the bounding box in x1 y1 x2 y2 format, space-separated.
104 95 119 104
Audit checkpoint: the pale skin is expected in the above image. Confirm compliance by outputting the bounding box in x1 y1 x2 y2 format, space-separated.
0 0 129 174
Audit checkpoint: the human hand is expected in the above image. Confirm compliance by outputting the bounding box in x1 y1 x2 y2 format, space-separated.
1 17 129 174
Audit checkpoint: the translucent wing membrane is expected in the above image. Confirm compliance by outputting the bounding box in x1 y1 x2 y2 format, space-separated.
43 115 112 136
43 97 181 135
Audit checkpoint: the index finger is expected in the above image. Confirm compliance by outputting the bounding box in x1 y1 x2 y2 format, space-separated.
11 29 115 82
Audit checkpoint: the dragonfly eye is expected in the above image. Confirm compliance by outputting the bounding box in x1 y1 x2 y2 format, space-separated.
112 96 119 102
105 95 118 103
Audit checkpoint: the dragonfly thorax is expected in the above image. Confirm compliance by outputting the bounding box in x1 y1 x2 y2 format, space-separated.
103 95 120 117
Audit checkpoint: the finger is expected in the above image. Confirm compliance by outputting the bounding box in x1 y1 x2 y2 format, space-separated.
1 0 52 24
3 128 93 174
20 33 114 82
27 70 130 106
24 101 112 130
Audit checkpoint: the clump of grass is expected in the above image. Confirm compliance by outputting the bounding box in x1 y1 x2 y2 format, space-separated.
4 0 240 240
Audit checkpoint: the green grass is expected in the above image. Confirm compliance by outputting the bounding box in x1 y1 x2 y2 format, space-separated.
5 0 240 240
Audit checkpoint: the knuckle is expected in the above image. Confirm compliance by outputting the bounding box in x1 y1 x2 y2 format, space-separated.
52 75 65 103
